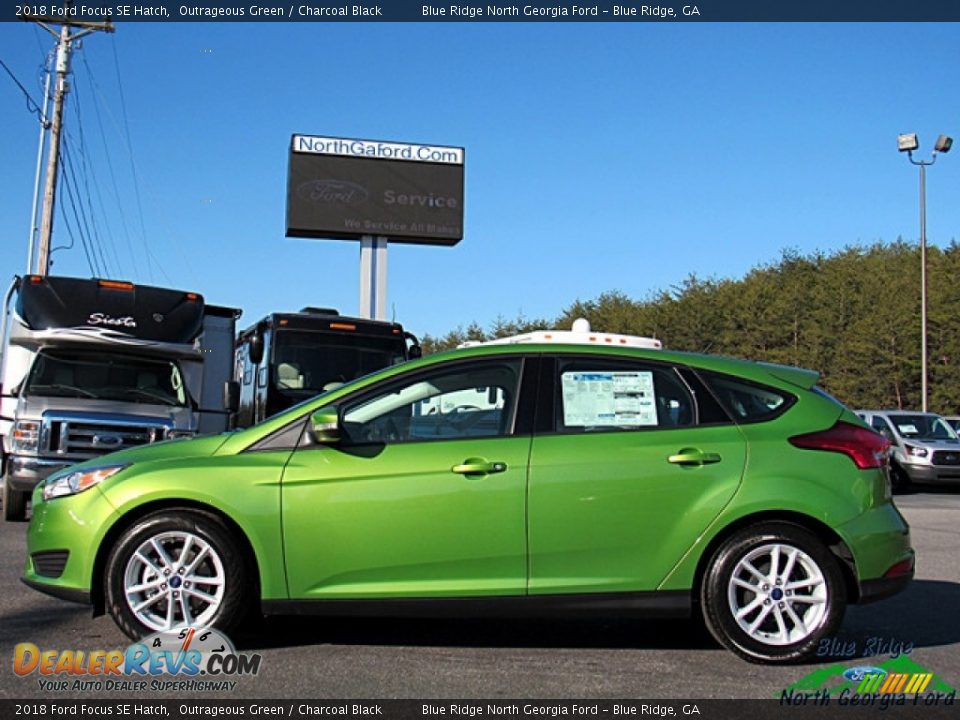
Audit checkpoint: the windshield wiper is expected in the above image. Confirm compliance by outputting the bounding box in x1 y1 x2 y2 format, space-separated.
123 387 182 406
27 383 98 399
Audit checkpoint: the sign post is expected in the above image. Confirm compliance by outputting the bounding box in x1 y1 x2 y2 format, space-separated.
359 235 388 320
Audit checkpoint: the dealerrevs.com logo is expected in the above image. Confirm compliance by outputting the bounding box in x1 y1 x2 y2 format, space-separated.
13 627 262 693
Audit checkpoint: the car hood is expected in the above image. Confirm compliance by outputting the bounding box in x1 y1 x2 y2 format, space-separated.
57 432 235 474
903 438 960 450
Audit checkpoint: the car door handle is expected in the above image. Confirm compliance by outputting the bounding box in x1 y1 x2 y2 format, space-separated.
452 458 508 475
668 449 722 466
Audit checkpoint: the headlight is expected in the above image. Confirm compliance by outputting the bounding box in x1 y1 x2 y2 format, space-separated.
904 444 928 458
42 464 128 501
12 420 40 453
165 429 196 441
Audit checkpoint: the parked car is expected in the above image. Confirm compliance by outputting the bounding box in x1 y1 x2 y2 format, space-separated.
855 409 960 490
23 323 912 664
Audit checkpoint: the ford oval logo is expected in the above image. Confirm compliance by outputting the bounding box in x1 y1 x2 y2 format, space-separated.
298 179 368 205
91 433 124 449
842 666 887 682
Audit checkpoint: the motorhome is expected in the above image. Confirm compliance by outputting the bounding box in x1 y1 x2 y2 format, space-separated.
232 307 420 428
0 275 238 520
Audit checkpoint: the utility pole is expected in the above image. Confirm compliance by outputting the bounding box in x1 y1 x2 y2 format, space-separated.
23 1 113 276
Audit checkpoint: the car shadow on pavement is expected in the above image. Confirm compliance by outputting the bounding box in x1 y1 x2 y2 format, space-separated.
813 579 960 660
0 603 92 645
233 615 718 653
232 579 959 656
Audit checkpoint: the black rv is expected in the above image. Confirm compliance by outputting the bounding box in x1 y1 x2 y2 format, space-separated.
232 308 420 428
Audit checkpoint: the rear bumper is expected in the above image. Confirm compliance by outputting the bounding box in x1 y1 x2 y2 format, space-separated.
859 569 914 604
838 502 914 604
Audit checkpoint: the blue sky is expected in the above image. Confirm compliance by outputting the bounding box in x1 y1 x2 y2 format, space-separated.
1 22 959 339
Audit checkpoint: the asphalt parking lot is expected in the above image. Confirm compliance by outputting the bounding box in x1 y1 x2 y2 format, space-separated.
1 490 957 700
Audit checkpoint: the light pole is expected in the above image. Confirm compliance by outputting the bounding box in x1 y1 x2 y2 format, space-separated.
897 133 952 413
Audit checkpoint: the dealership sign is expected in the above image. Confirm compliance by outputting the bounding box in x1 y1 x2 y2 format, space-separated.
286 134 465 246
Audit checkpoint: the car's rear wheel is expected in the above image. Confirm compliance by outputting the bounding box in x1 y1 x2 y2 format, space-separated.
2 477 28 522
701 522 846 664
105 510 248 639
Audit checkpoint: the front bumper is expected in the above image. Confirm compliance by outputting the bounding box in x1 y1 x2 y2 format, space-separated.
900 462 960 484
20 576 91 605
6 455 73 491
22 483 118 605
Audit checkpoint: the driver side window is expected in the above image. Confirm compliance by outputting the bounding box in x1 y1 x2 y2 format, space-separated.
340 359 522 444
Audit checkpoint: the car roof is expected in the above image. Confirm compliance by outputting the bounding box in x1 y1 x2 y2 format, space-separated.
426 341 820 391
857 409 942 417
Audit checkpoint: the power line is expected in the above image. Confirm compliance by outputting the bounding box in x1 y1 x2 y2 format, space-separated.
0 56 47 124
112 40 171 285
56 145 99 275
62 136 110 275
81 57 196 288
80 52 142 279
69 72 120 276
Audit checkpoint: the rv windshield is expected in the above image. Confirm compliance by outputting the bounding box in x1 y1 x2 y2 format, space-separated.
23 349 189 407
272 329 407 396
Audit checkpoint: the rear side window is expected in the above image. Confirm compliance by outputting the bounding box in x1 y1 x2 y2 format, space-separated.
554 358 695 432
701 372 793 423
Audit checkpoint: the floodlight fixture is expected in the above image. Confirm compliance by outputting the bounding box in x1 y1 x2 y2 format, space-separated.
934 135 953 154
898 133 919 152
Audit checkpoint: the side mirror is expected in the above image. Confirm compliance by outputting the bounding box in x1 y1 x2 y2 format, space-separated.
405 331 422 360
223 381 240 414
309 406 341 444
248 332 264 365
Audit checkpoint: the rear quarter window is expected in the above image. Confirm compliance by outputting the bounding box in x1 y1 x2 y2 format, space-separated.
700 372 795 423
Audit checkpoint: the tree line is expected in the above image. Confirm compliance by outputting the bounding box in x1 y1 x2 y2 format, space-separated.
421 240 960 414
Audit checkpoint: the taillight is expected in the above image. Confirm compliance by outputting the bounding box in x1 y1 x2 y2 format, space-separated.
788 421 890 470
883 556 915 578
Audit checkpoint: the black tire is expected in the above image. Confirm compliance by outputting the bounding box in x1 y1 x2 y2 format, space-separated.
105 509 248 640
2 478 28 522
890 464 912 494
700 522 846 664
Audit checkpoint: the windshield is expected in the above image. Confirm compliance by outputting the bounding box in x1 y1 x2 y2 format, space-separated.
888 414 958 442
272 329 407 396
24 349 189 407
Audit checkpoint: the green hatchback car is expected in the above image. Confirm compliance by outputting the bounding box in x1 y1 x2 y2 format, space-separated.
23 327 913 663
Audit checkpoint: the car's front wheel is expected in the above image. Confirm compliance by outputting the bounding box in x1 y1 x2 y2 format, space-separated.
105 510 248 639
700 522 846 664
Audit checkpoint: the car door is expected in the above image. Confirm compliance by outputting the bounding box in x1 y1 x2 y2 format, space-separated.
281 356 533 599
527 355 748 594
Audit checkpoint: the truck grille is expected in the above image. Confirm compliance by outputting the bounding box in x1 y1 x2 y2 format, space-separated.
41 413 172 460
932 450 960 466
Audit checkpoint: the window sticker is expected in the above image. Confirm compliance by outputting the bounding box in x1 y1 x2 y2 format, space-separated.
898 424 919 435
561 371 658 427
